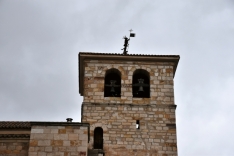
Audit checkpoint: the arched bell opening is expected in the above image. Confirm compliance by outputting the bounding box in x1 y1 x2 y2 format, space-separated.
94 127 103 149
132 69 150 98
104 68 121 97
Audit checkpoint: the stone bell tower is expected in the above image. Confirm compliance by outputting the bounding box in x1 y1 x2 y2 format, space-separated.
79 52 180 156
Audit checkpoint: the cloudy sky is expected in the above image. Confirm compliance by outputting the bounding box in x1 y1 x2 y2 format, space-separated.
0 0 234 155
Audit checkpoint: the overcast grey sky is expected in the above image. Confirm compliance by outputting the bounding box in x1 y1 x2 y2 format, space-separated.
0 0 234 155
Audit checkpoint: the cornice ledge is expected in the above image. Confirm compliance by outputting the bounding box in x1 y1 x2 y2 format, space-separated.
30 122 90 127
82 102 177 108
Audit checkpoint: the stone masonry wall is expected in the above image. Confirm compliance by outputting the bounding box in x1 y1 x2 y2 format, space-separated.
0 141 29 156
82 103 177 156
28 125 88 156
83 60 175 105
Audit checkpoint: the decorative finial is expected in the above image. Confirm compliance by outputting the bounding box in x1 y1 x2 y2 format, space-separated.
121 29 136 55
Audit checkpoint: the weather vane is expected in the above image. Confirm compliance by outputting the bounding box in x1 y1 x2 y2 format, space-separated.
121 29 135 55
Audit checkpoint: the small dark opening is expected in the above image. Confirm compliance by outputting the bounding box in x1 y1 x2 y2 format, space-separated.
136 120 140 129
94 127 103 149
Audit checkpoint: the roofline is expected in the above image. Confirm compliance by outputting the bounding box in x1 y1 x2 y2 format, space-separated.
30 121 90 127
0 121 90 129
78 52 180 96
0 134 30 139
0 121 31 129
79 52 179 57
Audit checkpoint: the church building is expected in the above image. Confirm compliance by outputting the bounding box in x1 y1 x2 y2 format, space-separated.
0 51 180 156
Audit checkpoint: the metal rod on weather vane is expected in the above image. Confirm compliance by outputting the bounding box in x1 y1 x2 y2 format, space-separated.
122 29 136 55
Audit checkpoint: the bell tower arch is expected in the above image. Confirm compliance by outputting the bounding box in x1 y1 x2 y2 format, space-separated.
132 69 150 98
104 68 121 97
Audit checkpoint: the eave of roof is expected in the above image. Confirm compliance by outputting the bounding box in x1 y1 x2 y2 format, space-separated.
30 121 89 127
79 52 179 57
0 122 31 129
78 52 180 96
0 121 89 129
0 134 30 139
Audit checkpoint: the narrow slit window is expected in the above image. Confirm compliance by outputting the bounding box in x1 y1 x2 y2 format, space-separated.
136 120 140 129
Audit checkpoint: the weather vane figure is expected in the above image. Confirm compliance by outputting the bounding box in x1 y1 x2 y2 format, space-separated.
122 29 135 55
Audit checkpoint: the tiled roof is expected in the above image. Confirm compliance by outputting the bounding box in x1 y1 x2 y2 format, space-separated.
0 134 30 138
0 122 31 129
79 52 179 57
0 121 89 129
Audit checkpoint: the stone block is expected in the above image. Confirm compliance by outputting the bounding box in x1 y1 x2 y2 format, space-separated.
28 152 37 156
65 129 74 134
124 92 132 96
58 129 66 134
151 92 158 96
70 140 80 146
31 129 44 133
79 134 87 141
38 152 46 156
38 140 50 146
51 140 63 146
69 134 79 140
43 129 51 133
50 129 58 134
54 134 68 140
58 147 66 152
66 147 76 152
54 151 64 156
140 114 147 117
132 108 138 111
30 140 38 147
31 134 53 140
45 147 52 152
81 140 87 147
